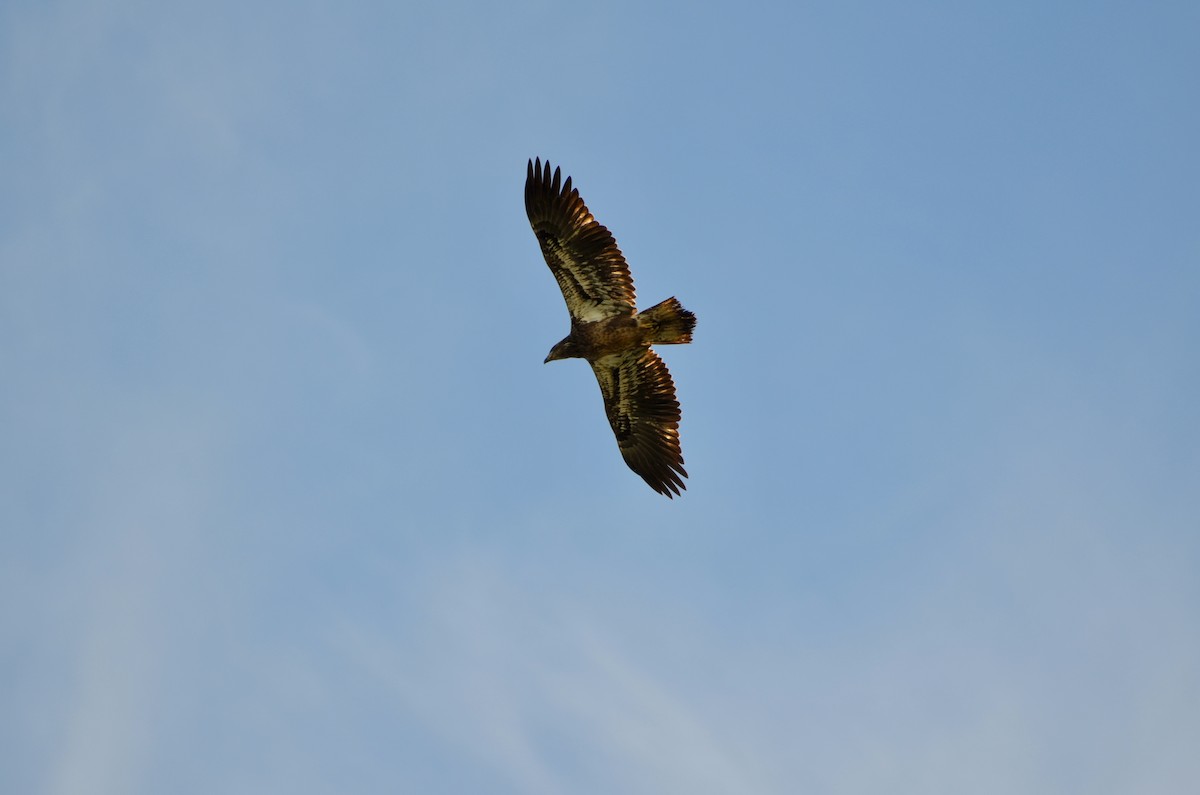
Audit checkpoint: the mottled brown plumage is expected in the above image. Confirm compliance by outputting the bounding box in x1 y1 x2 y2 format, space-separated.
525 158 696 497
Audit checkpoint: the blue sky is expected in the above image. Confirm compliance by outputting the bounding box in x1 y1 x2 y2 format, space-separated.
3 1 1198 792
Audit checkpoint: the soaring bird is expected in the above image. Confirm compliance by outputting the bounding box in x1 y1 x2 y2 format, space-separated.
524 158 696 497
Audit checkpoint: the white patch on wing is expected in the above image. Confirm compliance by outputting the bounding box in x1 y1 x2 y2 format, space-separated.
576 303 612 322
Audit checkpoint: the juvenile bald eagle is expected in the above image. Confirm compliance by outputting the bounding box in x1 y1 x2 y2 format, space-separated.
525 158 696 497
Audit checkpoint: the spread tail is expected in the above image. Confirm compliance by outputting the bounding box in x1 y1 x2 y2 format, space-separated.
638 297 696 345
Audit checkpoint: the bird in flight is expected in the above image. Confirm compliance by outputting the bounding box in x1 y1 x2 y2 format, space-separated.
524 158 696 497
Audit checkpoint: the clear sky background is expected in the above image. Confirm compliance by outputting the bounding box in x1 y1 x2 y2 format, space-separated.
3 1 1198 793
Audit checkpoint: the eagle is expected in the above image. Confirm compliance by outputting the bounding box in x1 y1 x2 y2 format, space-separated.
525 158 696 497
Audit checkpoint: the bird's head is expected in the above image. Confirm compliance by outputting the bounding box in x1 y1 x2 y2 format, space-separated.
544 336 579 363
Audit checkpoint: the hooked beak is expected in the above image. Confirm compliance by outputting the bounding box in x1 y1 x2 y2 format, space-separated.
544 338 571 363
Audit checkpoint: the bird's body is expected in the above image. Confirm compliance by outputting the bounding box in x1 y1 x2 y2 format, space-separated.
546 298 692 362
524 158 696 497
546 314 640 363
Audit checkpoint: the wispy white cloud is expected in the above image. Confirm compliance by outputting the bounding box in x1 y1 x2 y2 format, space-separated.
332 409 1200 795
42 405 227 795
340 556 774 794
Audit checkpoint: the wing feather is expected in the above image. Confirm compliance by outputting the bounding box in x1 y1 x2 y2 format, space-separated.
525 158 636 322
589 349 687 497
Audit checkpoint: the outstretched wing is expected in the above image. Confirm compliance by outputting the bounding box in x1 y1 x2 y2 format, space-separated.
525 158 636 322
589 349 687 497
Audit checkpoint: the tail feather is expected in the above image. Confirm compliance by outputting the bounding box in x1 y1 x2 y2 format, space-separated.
638 297 696 345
